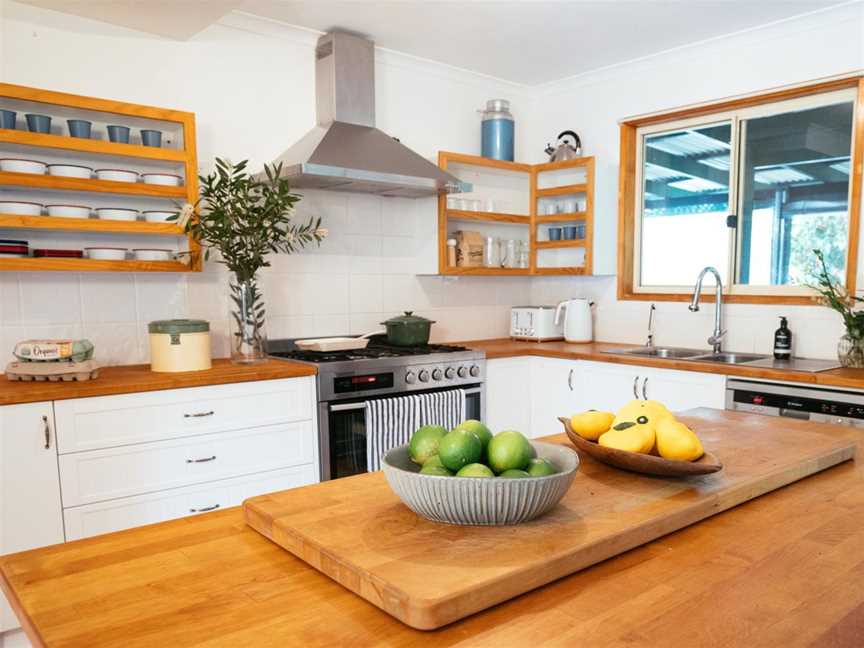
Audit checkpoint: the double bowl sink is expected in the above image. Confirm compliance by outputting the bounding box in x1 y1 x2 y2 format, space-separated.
604 346 770 365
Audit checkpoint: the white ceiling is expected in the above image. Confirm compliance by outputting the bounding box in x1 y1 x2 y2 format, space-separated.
16 0 852 85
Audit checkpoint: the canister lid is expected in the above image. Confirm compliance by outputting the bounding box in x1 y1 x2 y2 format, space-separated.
148 319 210 334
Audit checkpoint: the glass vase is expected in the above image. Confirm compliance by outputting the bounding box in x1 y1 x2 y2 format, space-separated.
837 334 864 368
229 273 268 364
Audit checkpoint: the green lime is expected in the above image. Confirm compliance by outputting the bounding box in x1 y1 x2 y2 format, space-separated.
455 463 494 478
527 458 557 477
487 430 533 474
420 463 452 476
423 454 444 468
454 420 492 452
438 428 483 472
409 425 447 465
499 469 530 478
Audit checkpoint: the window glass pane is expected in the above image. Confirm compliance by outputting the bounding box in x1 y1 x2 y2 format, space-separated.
639 123 732 286
737 101 853 285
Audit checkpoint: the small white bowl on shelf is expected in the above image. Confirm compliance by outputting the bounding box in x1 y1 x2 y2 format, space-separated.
0 158 47 174
0 201 43 216
95 207 139 221
132 249 173 261
46 204 91 219
142 210 178 223
95 168 138 183
84 247 128 261
47 164 93 179
140 173 182 186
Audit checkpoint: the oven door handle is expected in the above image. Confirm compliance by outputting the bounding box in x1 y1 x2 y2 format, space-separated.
328 387 483 412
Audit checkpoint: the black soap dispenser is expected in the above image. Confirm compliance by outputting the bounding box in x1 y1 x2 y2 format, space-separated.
774 316 792 360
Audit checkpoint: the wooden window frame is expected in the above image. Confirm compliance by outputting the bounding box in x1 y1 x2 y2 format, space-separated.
617 76 864 305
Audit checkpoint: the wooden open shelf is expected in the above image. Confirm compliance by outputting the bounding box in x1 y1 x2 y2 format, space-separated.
0 257 190 272
535 239 585 250
535 183 588 198
0 171 185 198
0 129 186 162
445 209 530 224
0 82 200 272
0 213 183 235
438 152 594 276
536 211 588 223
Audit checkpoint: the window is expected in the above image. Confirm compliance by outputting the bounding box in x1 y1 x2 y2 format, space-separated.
619 78 863 304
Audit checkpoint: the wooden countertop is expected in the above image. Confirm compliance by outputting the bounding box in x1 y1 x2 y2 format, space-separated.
0 359 316 406
2 410 863 647
465 338 864 389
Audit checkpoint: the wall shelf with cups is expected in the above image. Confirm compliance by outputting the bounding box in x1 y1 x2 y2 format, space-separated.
437 152 594 276
0 83 200 272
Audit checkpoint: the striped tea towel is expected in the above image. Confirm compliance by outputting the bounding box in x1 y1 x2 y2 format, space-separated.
366 388 466 471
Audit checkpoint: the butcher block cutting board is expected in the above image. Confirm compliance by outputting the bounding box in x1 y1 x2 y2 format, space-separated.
243 409 857 630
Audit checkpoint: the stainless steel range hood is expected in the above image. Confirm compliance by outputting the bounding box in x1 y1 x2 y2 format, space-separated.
268 31 470 198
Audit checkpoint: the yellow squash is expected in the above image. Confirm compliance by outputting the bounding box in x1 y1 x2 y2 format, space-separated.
598 416 656 454
655 418 704 462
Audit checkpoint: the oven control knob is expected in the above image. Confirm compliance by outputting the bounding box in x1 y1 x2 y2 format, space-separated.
405 371 417 384
444 367 456 379
469 365 481 377
432 368 443 381
457 366 468 378
418 369 430 383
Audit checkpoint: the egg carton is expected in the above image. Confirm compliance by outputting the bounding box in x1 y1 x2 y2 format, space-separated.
5 359 101 382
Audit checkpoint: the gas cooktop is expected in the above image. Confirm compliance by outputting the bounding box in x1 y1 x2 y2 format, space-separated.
268 336 472 364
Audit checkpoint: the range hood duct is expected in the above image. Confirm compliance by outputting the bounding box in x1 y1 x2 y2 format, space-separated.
274 31 472 198
266 31 470 198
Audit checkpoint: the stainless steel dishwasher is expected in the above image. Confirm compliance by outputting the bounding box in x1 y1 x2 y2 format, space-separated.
726 378 864 427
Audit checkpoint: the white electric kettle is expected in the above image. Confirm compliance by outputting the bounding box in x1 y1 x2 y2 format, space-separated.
554 298 593 343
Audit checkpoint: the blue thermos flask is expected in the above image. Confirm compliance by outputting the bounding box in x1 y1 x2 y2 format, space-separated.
480 99 514 161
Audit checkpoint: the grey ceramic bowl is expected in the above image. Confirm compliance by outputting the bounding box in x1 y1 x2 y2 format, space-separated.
382 441 579 526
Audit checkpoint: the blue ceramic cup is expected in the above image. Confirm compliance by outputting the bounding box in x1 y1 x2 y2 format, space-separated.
548 227 562 241
563 226 577 240
576 223 586 239
141 129 162 147
107 125 130 143
0 110 16 129
67 119 92 139
25 113 52 133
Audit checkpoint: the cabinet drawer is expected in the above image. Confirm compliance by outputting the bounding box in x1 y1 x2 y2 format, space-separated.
63 465 318 541
59 421 315 507
54 377 314 453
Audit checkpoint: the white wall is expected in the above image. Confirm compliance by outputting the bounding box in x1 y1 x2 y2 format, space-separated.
0 3 532 364
529 2 864 359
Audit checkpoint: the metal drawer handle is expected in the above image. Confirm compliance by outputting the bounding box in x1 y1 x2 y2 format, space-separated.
186 455 216 464
42 415 50 450
189 504 220 513
184 410 214 419
642 377 649 400
567 369 574 391
633 376 640 399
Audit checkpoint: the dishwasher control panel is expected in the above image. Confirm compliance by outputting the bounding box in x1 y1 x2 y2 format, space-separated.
726 379 864 426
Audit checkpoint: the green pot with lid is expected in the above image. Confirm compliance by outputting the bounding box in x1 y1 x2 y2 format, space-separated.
380 311 435 347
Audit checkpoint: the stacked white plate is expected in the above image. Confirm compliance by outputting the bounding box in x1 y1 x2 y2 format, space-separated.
95 169 137 183
141 173 181 186
0 201 42 216
47 164 92 179
46 205 91 219
84 247 127 260
0 159 46 174
95 208 138 221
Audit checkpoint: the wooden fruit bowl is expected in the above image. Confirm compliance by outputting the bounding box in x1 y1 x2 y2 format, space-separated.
558 416 723 477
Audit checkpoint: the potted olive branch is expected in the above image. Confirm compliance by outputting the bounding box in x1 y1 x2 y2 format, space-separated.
174 158 326 363
810 248 864 367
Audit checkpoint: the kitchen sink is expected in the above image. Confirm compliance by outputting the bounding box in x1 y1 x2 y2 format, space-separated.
687 352 771 364
604 347 707 359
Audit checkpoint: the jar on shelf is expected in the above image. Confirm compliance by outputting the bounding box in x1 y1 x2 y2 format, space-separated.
484 237 499 267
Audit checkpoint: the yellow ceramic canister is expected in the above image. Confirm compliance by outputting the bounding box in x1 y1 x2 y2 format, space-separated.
148 319 212 372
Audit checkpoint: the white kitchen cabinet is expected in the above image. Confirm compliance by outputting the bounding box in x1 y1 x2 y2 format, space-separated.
484 358 533 435
530 357 587 436
0 402 64 634
576 361 726 413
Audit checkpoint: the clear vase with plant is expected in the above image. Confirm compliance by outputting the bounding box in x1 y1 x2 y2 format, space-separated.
810 248 864 368
176 158 326 364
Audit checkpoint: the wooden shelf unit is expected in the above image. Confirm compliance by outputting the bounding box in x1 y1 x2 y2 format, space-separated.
438 151 594 275
0 82 200 272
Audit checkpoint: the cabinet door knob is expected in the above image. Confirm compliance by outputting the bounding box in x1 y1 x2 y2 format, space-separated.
632 376 640 399
42 415 50 450
186 455 216 464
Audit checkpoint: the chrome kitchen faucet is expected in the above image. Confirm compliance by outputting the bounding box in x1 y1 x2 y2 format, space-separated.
689 267 725 354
